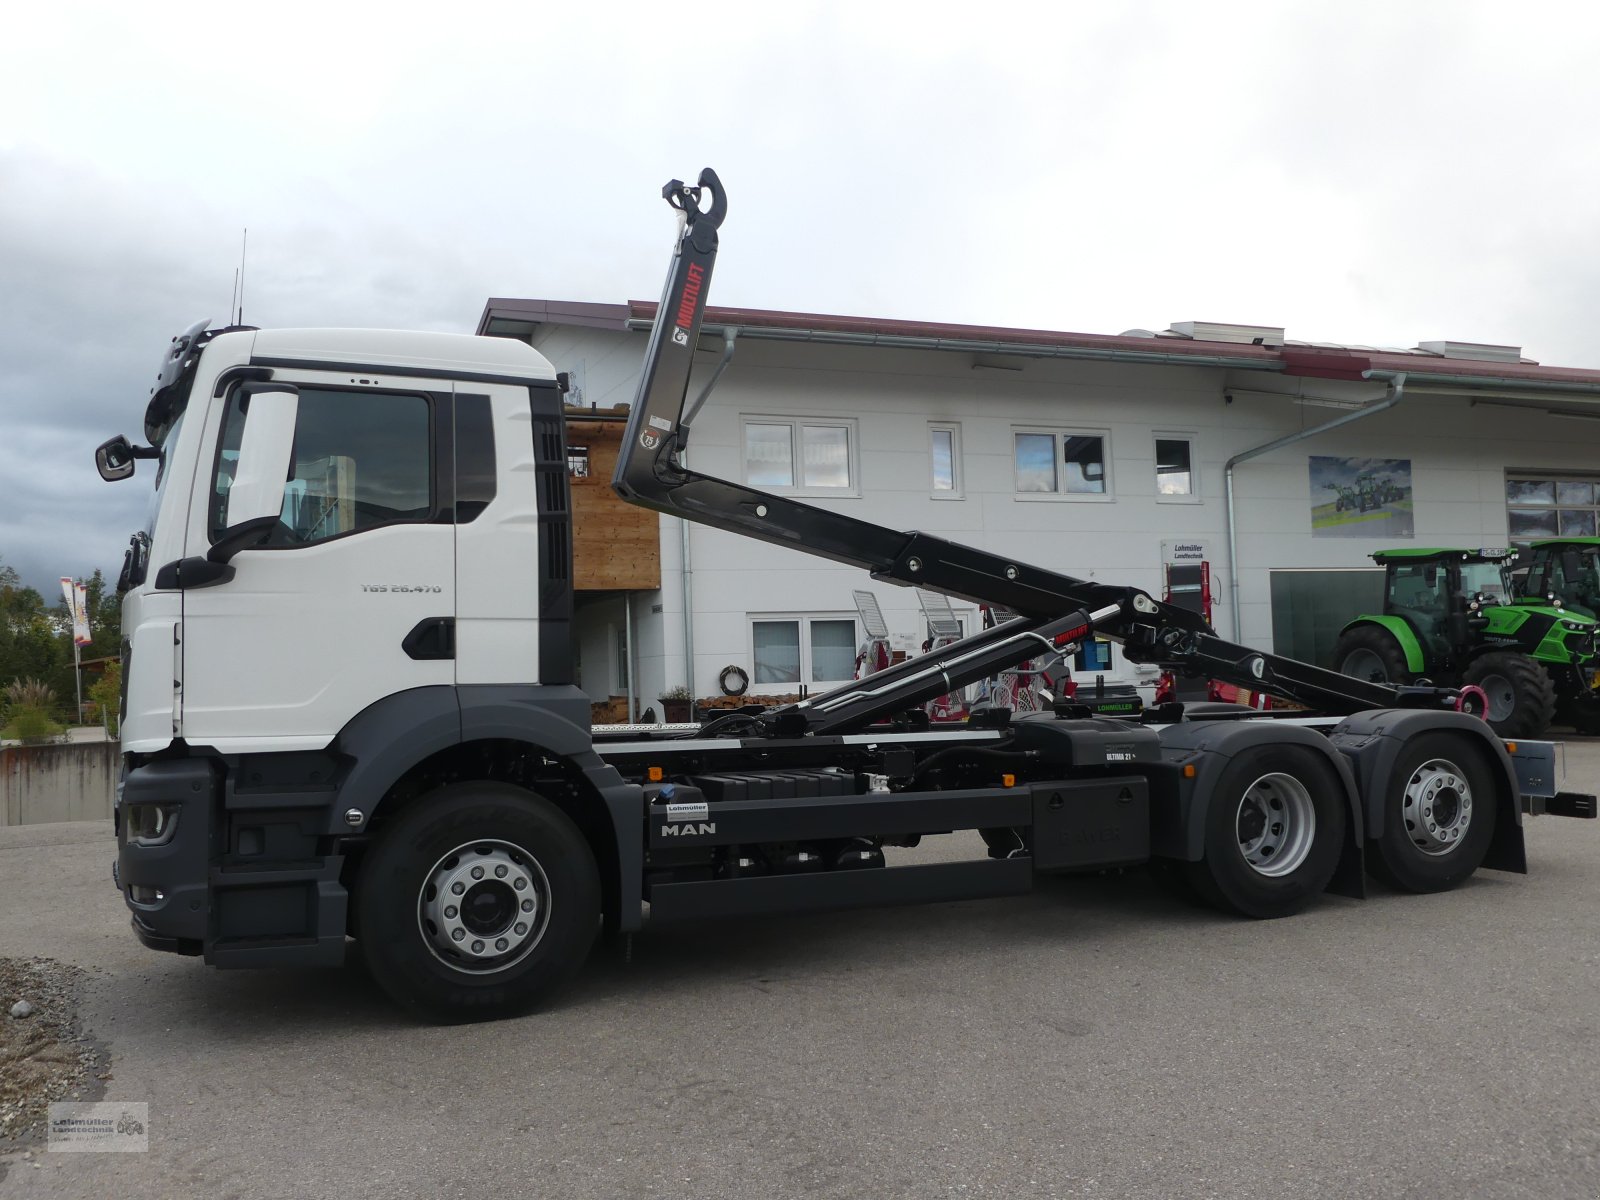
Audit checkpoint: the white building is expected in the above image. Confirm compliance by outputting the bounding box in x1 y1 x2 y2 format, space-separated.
478 298 1600 714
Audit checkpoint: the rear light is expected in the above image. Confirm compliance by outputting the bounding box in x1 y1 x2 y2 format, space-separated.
125 803 180 847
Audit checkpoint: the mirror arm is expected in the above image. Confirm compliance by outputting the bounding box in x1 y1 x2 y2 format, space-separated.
206 515 280 565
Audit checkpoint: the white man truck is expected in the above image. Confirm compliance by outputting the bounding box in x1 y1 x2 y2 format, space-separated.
100 170 1595 1022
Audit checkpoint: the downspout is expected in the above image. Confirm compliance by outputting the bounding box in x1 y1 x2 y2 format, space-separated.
624 591 638 724
1224 370 1407 640
679 328 740 695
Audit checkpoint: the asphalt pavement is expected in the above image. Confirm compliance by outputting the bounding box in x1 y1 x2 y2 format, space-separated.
4 741 1600 1198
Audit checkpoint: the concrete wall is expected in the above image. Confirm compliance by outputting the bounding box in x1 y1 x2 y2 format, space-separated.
1 742 118 826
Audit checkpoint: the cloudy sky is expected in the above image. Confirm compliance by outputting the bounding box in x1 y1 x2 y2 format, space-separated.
4 1 1599 596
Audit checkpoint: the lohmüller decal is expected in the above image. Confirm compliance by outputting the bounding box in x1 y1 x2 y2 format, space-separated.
664 802 710 822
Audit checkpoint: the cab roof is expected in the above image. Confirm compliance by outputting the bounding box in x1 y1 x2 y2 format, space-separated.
1370 547 1514 564
247 327 558 382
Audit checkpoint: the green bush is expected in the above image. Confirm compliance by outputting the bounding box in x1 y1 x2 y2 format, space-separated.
2 702 67 745
88 661 121 737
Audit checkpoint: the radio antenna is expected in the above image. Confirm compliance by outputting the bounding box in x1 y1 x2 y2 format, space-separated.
229 268 239 327
236 228 248 325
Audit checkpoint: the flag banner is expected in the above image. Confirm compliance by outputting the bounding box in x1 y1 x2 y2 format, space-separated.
61 576 91 646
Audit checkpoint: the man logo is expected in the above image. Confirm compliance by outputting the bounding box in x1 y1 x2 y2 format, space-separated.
660 823 716 837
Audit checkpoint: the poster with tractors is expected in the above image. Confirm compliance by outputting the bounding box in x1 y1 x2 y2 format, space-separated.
1309 455 1414 538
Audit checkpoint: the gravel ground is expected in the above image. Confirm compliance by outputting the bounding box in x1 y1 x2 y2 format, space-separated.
0 959 106 1155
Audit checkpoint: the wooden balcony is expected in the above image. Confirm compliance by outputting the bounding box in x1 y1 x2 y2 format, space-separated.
566 415 660 592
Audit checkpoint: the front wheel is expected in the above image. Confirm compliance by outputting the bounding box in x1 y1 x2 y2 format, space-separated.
1186 743 1347 918
1334 625 1411 686
1367 732 1497 893
1461 651 1556 738
356 783 600 1023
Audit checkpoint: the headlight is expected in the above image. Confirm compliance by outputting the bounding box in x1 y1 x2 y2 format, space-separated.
124 803 180 847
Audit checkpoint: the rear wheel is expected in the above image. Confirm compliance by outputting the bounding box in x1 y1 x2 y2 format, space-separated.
356 783 600 1023
1186 743 1347 918
1461 651 1556 738
1367 732 1497 892
1334 625 1411 686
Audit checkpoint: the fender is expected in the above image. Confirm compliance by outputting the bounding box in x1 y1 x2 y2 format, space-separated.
329 683 644 931
1155 718 1366 899
1326 708 1526 874
1339 616 1427 674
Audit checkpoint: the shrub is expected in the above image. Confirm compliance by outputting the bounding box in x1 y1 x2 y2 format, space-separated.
3 678 56 711
87 662 122 737
2 702 67 745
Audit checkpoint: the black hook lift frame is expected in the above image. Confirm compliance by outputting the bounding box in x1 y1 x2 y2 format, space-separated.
614 169 1458 731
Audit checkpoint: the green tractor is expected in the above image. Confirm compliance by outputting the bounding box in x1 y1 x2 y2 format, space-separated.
1332 547 1600 738
1506 536 1600 619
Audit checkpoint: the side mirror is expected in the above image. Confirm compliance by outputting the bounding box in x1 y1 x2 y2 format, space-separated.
96 436 136 481
211 385 299 564
95 435 158 482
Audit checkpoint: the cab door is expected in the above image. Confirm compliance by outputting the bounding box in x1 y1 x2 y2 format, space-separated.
178 377 456 752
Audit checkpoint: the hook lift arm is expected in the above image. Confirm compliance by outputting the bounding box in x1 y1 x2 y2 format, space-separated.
613 170 1460 730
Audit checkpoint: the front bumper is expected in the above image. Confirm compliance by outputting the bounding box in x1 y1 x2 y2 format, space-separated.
114 758 217 955
115 755 348 967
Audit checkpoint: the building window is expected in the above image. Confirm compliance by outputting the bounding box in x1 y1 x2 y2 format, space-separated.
567 446 590 479
743 418 857 493
1507 475 1600 540
930 423 962 497
751 616 858 688
1013 429 1110 498
1155 435 1196 500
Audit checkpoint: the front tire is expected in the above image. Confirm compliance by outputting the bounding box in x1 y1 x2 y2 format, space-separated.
1462 651 1556 738
356 783 600 1023
1367 732 1497 893
1334 625 1411 686
1186 743 1347 918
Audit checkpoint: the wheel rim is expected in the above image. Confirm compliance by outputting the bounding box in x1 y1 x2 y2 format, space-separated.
1235 772 1317 877
1342 648 1390 683
1402 758 1473 856
1474 673 1515 721
417 840 552 975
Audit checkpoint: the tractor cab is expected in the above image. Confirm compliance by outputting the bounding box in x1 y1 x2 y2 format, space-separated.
1514 537 1600 619
1370 547 1512 666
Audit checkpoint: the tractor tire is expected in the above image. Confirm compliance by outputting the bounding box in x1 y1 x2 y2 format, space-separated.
1184 743 1346 919
1333 626 1411 686
1366 731 1497 893
356 783 600 1023
1462 652 1557 739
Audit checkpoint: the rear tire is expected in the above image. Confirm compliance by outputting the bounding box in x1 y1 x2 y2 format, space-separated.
1462 651 1556 738
1334 626 1411 686
356 783 600 1023
1185 743 1347 918
1367 732 1497 893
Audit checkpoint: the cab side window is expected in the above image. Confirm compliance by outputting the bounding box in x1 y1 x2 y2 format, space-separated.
212 387 432 545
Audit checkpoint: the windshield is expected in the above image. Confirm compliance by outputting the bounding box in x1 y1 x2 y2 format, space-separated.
143 410 186 538
1460 561 1508 603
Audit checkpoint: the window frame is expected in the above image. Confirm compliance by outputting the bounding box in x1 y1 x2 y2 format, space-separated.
207 382 440 549
1011 426 1114 502
748 612 860 692
740 416 861 498
928 421 964 499
1507 471 1600 542
1154 432 1200 504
